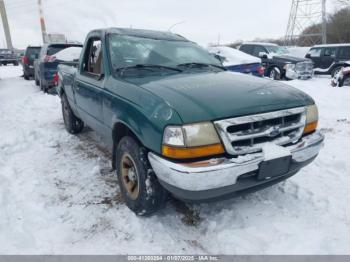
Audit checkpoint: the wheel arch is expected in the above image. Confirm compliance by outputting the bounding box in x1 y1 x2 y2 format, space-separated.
112 121 144 170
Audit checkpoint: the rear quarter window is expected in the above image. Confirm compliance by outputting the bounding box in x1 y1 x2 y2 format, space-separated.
26 47 41 56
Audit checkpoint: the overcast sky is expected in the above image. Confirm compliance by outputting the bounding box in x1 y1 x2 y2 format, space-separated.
0 0 336 49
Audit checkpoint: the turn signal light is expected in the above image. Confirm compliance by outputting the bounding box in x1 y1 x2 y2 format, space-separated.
303 121 318 135
162 143 225 159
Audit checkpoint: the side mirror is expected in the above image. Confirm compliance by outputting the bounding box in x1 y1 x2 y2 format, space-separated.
305 54 311 59
259 52 268 59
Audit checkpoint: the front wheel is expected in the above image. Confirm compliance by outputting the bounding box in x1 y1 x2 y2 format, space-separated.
61 93 84 134
116 136 168 216
269 67 281 80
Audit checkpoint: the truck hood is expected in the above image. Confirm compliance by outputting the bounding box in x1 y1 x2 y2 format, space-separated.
271 55 310 63
129 71 314 123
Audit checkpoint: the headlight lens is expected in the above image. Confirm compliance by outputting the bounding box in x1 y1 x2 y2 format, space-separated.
163 126 184 146
162 122 224 159
284 63 296 71
304 104 319 134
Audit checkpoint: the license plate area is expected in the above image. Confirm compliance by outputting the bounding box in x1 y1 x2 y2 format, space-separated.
258 156 291 180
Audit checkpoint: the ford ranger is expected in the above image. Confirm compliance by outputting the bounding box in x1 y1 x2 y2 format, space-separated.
57 28 324 216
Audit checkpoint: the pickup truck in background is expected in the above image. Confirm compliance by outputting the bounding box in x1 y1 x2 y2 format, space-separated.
0 49 19 66
239 43 314 80
57 28 324 216
34 42 82 93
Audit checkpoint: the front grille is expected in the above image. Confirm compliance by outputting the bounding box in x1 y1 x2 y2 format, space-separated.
295 61 314 73
214 107 306 155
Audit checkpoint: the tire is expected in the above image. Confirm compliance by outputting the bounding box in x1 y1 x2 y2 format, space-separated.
269 67 281 80
24 74 30 80
14 62 19 66
34 74 39 86
39 79 47 92
61 93 84 134
116 136 168 216
331 66 343 78
339 75 350 87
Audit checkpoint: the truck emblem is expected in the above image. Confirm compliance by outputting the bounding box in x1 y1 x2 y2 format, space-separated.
268 126 281 137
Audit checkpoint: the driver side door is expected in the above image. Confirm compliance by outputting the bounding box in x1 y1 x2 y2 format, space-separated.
74 37 105 134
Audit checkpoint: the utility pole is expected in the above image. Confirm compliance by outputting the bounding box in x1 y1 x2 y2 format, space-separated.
38 0 47 43
0 0 13 50
322 0 327 44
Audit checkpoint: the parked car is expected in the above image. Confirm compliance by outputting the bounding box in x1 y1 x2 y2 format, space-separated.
208 46 264 77
57 28 324 216
306 44 350 77
0 49 19 66
22 46 41 80
239 43 313 80
34 42 83 93
331 66 350 87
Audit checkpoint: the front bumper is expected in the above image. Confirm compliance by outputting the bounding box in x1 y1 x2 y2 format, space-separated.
149 131 324 202
285 68 314 80
0 58 18 63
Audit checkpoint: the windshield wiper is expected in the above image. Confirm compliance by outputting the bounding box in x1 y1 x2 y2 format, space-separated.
116 64 182 76
177 62 227 71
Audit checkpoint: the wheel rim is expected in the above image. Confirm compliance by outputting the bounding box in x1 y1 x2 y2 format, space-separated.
333 68 341 77
120 153 140 200
269 69 275 79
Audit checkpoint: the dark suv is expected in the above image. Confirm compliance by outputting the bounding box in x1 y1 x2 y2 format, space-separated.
306 44 350 77
34 42 82 92
22 46 41 80
0 49 19 66
239 43 313 80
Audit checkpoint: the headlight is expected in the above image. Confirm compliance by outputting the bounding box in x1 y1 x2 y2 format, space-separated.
284 63 296 71
303 104 319 134
162 122 224 159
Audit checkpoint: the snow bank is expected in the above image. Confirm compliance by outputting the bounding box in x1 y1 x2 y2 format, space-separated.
208 46 260 66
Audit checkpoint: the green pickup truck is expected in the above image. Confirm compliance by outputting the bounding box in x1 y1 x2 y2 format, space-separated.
57 28 324 216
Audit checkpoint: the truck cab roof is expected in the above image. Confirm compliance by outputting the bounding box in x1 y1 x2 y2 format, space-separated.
92 27 188 42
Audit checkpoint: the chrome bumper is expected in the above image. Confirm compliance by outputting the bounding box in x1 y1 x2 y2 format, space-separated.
148 131 324 192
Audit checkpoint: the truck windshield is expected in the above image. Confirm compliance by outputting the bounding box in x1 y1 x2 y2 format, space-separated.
265 46 289 55
108 34 222 73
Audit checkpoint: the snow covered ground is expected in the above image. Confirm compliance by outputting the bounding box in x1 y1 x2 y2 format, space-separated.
0 66 350 255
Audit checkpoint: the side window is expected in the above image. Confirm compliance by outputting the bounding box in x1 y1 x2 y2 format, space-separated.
240 45 253 55
323 47 336 57
308 48 322 57
252 46 266 57
83 38 104 76
338 47 350 59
